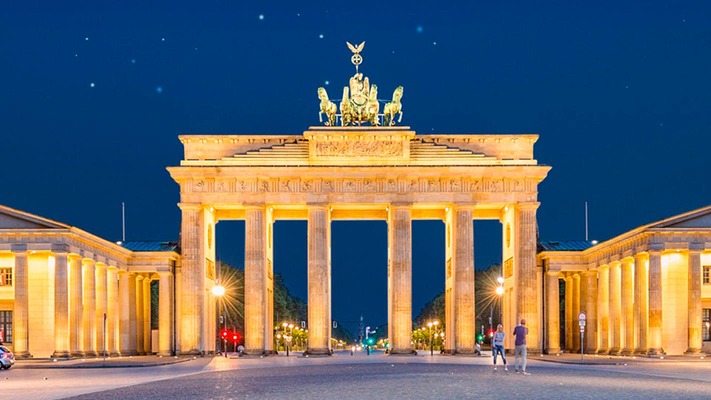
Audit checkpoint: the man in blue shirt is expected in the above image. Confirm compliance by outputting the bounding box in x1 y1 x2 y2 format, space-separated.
512 319 530 375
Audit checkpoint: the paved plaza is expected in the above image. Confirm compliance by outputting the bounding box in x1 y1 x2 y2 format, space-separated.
1 351 709 399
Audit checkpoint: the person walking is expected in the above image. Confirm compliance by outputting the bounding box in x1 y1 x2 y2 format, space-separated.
513 319 530 375
492 324 508 372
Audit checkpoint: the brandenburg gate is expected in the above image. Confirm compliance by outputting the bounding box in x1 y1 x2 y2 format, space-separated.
167 43 551 355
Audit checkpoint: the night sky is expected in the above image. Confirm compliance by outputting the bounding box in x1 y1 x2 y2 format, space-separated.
2 2 710 332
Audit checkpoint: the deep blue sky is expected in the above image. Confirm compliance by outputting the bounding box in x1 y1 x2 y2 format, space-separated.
2 2 710 331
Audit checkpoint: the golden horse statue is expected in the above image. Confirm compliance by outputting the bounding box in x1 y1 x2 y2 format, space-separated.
340 87 353 126
366 84 380 126
383 86 404 126
317 87 337 126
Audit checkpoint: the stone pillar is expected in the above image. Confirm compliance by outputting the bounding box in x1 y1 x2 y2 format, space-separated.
564 275 573 352
82 259 97 357
143 277 152 354
545 271 560 354
95 264 107 357
647 250 664 355
515 203 540 352
582 270 598 353
119 270 136 355
178 203 204 355
608 261 621 354
388 205 413 354
620 259 634 354
11 245 30 358
53 250 70 358
633 253 648 354
453 206 475 354
106 267 119 356
68 256 83 357
686 248 702 353
306 205 332 355
244 206 268 355
597 265 609 353
571 274 581 352
158 272 174 356
135 275 145 355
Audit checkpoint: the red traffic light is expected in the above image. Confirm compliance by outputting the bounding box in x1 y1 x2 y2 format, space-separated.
221 329 228 338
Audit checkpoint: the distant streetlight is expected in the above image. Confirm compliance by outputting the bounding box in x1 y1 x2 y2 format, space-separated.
211 284 226 357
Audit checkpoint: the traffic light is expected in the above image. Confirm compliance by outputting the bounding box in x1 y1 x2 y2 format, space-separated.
476 333 484 343
221 329 228 339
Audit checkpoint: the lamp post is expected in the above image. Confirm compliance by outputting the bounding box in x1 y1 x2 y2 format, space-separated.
427 321 439 356
211 284 226 356
496 277 504 325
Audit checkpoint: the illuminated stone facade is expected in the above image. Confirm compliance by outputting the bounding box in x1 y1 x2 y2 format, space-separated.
0 205 178 358
539 206 711 356
168 126 551 355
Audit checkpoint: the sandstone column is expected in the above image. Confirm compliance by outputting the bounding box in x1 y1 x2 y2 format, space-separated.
83 259 97 357
582 270 598 353
307 205 332 355
135 275 145 354
597 265 609 353
158 272 174 356
11 245 30 358
95 263 107 357
545 271 560 353
571 274 581 352
564 275 573 352
453 206 475 354
178 203 204 355
608 261 621 354
244 206 268 354
68 256 83 357
621 259 634 354
633 253 648 354
143 277 152 354
106 267 119 356
118 270 131 355
388 205 413 354
686 248 702 353
515 203 540 352
647 250 664 355
53 249 70 358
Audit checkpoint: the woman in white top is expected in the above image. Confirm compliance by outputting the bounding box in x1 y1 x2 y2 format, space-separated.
492 324 508 371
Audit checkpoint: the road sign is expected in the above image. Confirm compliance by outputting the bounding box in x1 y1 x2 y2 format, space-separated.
579 320 586 327
578 311 587 321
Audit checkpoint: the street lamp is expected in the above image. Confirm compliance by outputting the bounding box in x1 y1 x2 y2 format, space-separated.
211 284 226 357
496 277 504 326
427 320 439 356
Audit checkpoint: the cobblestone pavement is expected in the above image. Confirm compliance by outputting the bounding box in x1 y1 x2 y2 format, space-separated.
3 350 709 400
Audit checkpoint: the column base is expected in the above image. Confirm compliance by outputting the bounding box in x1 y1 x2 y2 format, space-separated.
545 348 561 355
14 351 32 359
83 351 99 358
158 351 174 357
620 349 635 356
607 347 620 356
685 348 702 355
304 348 332 356
583 347 597 354
70 351 85 358
389 349 417 355
597 349 609 355
647 348 665 357
177 349 201 356
51 351 70 359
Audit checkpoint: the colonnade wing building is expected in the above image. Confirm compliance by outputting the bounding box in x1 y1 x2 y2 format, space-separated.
539 205 711 355
0 205 178 358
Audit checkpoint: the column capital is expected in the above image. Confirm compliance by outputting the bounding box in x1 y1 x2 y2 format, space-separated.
243 203 266 210
633 252 647 262
157 271 173 278
178 202 202 211
51 243 70 253
389 202 413 209
306 203 330 209
10 244 28 253
546 270 561 277
647 244 664 254
515 202 540 211
689 243 705 252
